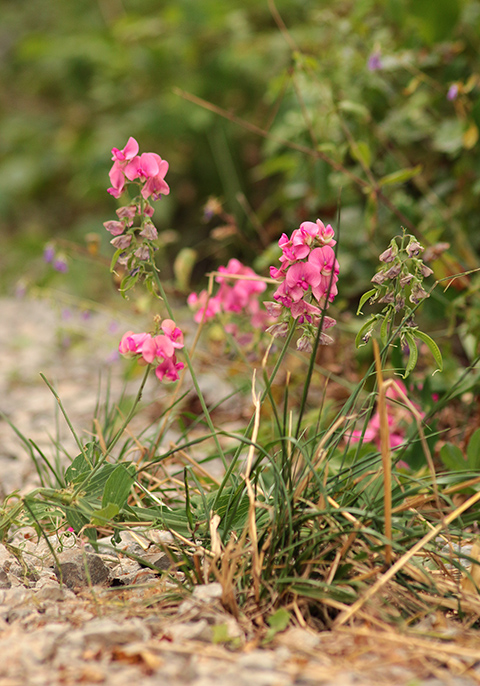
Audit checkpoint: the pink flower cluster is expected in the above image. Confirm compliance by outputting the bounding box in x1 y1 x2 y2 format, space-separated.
266 219 340 348
350 380 423 455
188 258 270 330
119 319 184 382
108 137 170 201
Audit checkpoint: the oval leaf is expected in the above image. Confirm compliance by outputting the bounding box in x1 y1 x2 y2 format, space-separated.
378 165 423 187
403 331 418 378
355 318 375 348
102 464 136 510
357 288 377 315
413 330 443 374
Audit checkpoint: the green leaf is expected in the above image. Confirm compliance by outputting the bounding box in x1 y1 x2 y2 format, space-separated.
91 502 120 526
380 316 389 347
355 318 376 348
467 429 480 470
338 100 370 121
65 453 91 485
408 0 460 43
102 464 136 510
66 508 89 534
357 288 377 315
440 443 466 472
264 608 290 643
403 331 418 378
109 247 125 273
413 330 443 374
350 141 372 169
119 271 140 295
378 165 422 187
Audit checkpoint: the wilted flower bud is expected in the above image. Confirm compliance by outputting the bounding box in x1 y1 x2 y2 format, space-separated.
266 321 289 338
399 272 414 288
110 234 132 249
409 282 429 303
139 222 158 240
406 240 424 257
420 264 434 278
385 263 402 279
378 292 395 304
296 334 313 352
371 271 387 285
263 301 283 317
362 329 373 344
134 245 150 261
379 240 398 263
116 205 137 224
395 295 405 311
104 220 125 236
319 332 334 345
144 203 154 218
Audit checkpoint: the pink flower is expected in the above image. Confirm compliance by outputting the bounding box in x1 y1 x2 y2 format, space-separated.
266 218 340 349
140 334 175 364
154 355 184 382
188 259 271 332
285 262 321 297
187 291 222 323
141 160 170 200
349 380 423 456
107 140 170 201
111 137 139 163
124 152 161 182
119 331 151 357
118 323 184 384
108 162 127 198
161 319 184 348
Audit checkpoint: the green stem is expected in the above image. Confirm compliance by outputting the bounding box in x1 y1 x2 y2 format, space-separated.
149 255 227 468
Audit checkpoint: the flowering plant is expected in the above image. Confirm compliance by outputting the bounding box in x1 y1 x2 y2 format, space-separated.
356 230 443 377
265 218 340 351
119 318 184 382
104 137 170 296
187 258 272 341
104 138 184 384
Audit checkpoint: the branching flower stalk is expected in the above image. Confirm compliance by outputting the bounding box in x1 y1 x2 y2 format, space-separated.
356 229 443 378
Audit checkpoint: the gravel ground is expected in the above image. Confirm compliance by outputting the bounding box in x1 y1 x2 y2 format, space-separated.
0 295 479 686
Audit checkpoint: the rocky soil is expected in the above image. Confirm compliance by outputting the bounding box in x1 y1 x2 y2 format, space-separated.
0 296 479 686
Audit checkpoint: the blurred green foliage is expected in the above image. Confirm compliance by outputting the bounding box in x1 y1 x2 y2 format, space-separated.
1 0 480 326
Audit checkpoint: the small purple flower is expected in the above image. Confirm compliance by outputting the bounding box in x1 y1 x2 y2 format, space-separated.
43 244 55 263
447 84 459 101
54 257 68 273
367 50 382 72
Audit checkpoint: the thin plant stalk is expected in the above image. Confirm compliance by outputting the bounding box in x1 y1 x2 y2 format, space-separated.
373 339 392 566
149 255 227 468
